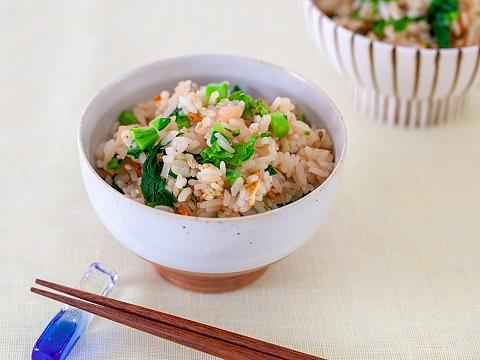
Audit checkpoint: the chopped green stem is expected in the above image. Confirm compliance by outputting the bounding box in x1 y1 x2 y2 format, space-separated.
130 127 159 150
270 112 290 138
206 82 229 102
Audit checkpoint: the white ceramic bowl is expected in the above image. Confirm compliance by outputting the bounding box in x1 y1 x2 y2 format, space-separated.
303 0 480 128
78 55 346 291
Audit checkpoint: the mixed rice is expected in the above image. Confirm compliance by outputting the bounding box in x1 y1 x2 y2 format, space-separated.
315 0 480 48
95 80 335 218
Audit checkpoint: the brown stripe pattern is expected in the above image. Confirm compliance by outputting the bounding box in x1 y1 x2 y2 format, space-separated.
304 0 479 127
354 85 465 127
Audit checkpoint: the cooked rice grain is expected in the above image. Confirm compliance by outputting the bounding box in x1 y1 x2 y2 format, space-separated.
96 80 335 217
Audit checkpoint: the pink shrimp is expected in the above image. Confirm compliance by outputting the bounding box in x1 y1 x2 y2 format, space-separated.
216 104 244 121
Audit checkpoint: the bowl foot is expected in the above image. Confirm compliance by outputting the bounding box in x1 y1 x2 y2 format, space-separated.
352 85 467 128
153 265 268 293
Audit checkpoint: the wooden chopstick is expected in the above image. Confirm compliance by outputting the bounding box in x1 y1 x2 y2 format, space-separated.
32 279 325 360
31 286 271 359
35 279 320 360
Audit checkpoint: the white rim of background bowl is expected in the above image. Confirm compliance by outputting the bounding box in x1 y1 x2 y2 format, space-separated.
78 54 347 224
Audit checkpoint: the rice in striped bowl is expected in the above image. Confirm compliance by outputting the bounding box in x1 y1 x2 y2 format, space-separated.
95 80 334 218
315 0 480 48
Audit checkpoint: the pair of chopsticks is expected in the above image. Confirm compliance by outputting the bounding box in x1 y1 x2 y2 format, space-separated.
32 279 325 360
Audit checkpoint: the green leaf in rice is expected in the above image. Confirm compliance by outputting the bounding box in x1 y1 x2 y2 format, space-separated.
428 0 458 48
168 169 177 178
150 117 171 131
228 91 270 117
225 168 243 186
118 110 138 125
170 107 191 129
262 198 270 211
225 128 240 137
175 115 191 129
229 135 258 167
199 131 235 168
106 156 122 170
130 127 159 150
373 16 426 39
141 145 176 208
199 133 258 168
260 131 271 138
253 98 270 116
296 113 309 124
127 145 143 159
212 121 226 135
266 164 277 175
350 9 360 20
229 90 254 117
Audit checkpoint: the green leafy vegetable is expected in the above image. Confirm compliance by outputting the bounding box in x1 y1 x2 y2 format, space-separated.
168 169 177 178
130 127 159 150
427 0 458 48
296 113 308 123
359 0 394 15
229 135 258 167
351 10 361 20
228 91 270 117
150 117 171 131
225 168 243 186
175 115 191 129
206 82 229 102
141 145 176 208
228 90 254 116
252 98 270 116
199 133 258 168
372 16 425 38
226 128 240 137
262 198 270 210
266 164 277 175
270 112 290 138
260 131 271 138
233 84 243 92
170 108 191 129
118 110 138 125
212 121 225 135
199 132 235 168
127 145 143 159
106 156 122 170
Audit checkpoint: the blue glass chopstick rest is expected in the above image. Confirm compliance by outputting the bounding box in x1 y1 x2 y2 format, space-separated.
32 262 118 360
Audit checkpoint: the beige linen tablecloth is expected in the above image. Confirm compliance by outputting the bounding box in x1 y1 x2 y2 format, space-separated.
2 1 480 359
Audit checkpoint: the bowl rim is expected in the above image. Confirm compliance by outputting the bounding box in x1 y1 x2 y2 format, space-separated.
78 54 347 223
307 0 480 53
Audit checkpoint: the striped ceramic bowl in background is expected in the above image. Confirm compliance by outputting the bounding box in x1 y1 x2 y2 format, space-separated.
303 0 480 128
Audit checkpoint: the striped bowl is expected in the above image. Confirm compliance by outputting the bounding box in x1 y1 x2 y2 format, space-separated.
303 0 480 128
